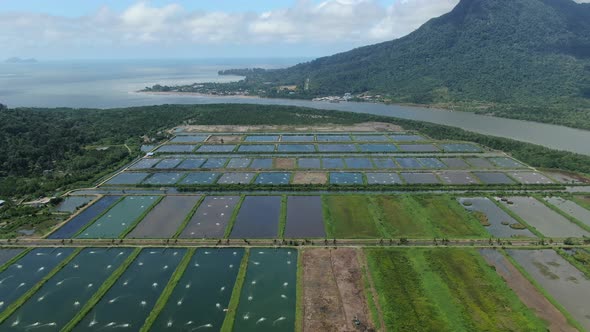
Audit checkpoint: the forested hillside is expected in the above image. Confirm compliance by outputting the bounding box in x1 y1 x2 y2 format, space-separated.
209 0 590 128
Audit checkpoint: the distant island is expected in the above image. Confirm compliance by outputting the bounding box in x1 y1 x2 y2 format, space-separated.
5 57 38 64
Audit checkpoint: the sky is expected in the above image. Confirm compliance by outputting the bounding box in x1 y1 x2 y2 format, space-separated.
0 0 588 60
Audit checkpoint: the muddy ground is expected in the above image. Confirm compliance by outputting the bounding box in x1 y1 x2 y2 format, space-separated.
480 249 577 332
178 122 403 133
206 135 244 144
275 158 297 169
303 248 374 332
293 172 328 185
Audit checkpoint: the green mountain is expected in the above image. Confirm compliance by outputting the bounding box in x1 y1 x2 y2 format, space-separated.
246 0 590 105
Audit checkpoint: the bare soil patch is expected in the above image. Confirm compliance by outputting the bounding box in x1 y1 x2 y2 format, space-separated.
275 158 296 169
293 172 327 185
542 169 590 184
178 122 403 133
206 135 243 144
303 248 374 332
480 249 576 332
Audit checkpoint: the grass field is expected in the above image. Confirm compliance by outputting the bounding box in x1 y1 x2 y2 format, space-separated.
365 248 547 331
323 195 380 238
372 195 488 238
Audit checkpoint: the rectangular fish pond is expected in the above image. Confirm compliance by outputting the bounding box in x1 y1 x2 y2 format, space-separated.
150 248 245 331
230 196 281 239
233 248 297 332
2 248 133 331
76 196 160 239
48 196 121 239
284 196 326 238
180 196 240 238
127 196 201 239
0 248 74 313
73 248 186 331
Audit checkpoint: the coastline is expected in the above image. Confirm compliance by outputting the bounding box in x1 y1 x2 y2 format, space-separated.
133 91 262 99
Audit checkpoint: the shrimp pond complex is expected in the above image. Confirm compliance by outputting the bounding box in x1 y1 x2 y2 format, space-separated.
1 105 590 331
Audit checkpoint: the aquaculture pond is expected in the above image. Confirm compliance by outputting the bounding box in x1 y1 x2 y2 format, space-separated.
180 196 240 238
77 196 159 238
177 158 206 169
473 172 515 184
202 158 228 169
390 134 425 141
401 172 440 184
317 144 357 152
74 248 186 331
0 248 74 313
358 144 398 152
105 172 149 185
465 157 494 168
509 172 553 184
281 135 314 142
157 145 197 153
398 144 439 152
170 135 208 143
329 172 364 185
2 248 133 331
127 196 201 239
238 145 276 153
318 158 342 169
217 173 255 185
151 249 245 331
372 158 398 169
55 196 95 213
366 173 402 184
396 158 422 169
230 196 281 238
440 158 469 168
142 172 184 185
250 159 273 169
197 145 236 153
245 135 279 142
227 158 252 169
154 159 182 169
129 158 160 170
298 158 321 169
284 196 326 238
489 157 525 168
234 249 297 332
509 250 590 331
48 196 121 239
255 173 291 185
0 249 24 266
458 197 535 238
544 197 590 228
438 171 479 185
501 197 590 238
417 158 446 169
179 172 220 185
344 158 373 169
440 143 482 152
353 134 389 141
316 135 351 142
277 144 316 153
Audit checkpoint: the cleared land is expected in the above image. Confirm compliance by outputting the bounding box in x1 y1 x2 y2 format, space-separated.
373 195 488 238
292 172 327 185
323 196 380 238
302 248 373 332
365 248 548 331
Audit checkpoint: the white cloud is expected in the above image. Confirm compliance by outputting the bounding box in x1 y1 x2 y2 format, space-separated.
2 0 586 58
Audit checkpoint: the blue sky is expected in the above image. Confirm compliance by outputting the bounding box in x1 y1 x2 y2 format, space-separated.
0 0 461 59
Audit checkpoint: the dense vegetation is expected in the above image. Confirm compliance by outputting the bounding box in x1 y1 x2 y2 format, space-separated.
365 248 548 331
146 0 590 129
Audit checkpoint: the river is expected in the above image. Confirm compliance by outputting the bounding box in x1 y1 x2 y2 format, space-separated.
1 59 589 155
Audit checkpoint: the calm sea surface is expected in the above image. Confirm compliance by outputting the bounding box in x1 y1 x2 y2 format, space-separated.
1 59 589 155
